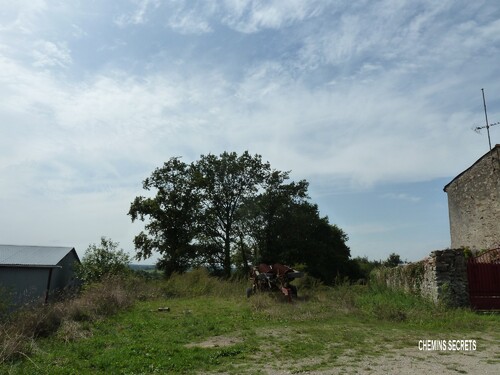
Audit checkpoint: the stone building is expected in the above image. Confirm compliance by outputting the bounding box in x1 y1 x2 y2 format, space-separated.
443 144 500 250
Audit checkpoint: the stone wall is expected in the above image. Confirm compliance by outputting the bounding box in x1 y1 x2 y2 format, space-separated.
374 249 469 307
444 145 500 250
422 249 469 307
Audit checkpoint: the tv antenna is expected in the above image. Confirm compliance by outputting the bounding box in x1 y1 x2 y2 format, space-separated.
473 88 499 151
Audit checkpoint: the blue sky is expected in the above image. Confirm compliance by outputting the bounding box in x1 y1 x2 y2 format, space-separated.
1 1 499 263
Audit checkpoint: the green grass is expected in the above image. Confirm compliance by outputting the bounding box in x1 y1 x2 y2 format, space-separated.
1 270 499 374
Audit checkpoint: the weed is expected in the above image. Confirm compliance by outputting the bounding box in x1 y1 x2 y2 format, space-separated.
55 320 92 343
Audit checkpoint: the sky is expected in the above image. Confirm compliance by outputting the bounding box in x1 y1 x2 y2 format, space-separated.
1 0 499 264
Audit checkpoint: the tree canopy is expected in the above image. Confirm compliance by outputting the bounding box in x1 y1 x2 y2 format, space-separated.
129 151 351 282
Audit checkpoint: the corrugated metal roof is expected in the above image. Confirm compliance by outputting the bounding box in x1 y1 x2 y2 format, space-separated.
0 245 77 267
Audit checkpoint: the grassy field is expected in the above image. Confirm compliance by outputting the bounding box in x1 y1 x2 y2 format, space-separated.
1 270 499 374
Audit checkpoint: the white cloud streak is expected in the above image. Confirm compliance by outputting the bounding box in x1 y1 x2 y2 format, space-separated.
382 193 421 203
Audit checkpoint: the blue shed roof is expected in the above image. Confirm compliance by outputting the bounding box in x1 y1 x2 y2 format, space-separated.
0 245 79 267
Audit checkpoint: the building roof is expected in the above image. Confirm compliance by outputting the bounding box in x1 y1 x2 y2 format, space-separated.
443 144 500 192
0 245 79 268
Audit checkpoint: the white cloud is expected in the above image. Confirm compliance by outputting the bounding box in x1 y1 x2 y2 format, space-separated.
0 0 48 34
32 40 72 68
382 193 421 203
121 0 325 34
114 0 160 27
71 23 87 39
221 0 324 33
167 10 213 34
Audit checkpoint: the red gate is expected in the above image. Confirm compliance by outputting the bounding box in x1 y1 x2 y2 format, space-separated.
467 248 500 310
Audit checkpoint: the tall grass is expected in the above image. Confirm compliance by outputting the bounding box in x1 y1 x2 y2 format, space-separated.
246 277 490 333
0 269 245 364
0 275 158 364
162 268 248 298
2 269 495 369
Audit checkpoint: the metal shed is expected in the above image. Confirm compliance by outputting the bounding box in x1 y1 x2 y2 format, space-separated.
0 245 80 307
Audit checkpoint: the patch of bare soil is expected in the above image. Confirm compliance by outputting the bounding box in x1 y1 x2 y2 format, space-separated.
185 335 243 349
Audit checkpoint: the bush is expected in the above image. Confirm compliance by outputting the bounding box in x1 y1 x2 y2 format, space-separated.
76 237 131 285
293 274 325 291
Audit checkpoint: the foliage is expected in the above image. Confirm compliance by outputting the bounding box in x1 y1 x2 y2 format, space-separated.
129 157 200 277
237 170 310 266
383 252 404 267
129 152 271 277
348 256 382 281
462 247 473 259
129 151 351 282
370 261 425 295
193 151 270 276
75 237 131 285
242 173 351 283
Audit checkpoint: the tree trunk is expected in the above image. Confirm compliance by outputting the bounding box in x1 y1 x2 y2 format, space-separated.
239 234 250 275
224 233 231 278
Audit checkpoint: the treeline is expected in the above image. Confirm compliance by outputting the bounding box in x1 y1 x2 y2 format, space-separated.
124 151 407 285
348 253 404 282
74 238 404 288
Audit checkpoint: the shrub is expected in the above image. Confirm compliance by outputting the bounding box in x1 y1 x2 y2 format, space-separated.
293 274 325 291
75 237 131 285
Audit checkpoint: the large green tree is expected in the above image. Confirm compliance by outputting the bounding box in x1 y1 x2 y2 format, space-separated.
129 151 351 282
129 151 270 277
248 197 351 283
192 151 270 276
129 157 200 276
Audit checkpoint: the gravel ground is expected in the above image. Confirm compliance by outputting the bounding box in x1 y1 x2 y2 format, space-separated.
207 334 499 374
267 337 498 375
330 346 499 374
244 348 499 375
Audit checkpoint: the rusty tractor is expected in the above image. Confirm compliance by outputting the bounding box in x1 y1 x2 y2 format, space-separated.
246 263 303 301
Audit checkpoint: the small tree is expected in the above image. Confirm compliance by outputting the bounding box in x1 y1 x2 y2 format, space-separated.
383 253 403 268
76 237 131 284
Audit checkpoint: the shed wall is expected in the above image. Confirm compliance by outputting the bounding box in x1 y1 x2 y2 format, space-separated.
51 250 80 294
0 267 50 307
